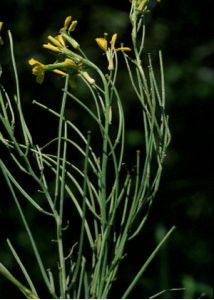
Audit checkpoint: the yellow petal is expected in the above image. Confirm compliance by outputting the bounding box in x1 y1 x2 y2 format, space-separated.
64 16 72 30
28 58 38 66
116 47 132 52
69 20 78 32
43 43 60 53
56 34 65 46
32 66 45 84
95 37 108 52
52 69 67 76
28 58 44 66
110 33 117 48
48 35 62 47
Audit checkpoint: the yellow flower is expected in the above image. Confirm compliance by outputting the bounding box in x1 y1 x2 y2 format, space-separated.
28 57 85 83
63 16 72 31
69 20 78 32
95 33 131 70
43 34 66 53
47 35 63 48
96 33 131 52
28 58 46 84
61 16 78 33
29 16 83 83
43 17 79 56
43 42 60 53
96 37 108 52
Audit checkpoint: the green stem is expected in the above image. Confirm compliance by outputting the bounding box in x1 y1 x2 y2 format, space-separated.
70 132 91 293
54 75 69 205
55 76 69 298
122 226 176 299
8 30 32 147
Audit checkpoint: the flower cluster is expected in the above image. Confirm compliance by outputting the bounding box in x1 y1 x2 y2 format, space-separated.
43 16 79 53
28 16 92 84
96 33 131 70
28 16 131 83
43 34 66 53
28 58 80 84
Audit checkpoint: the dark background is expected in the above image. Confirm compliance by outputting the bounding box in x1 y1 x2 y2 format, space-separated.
0 0 213 298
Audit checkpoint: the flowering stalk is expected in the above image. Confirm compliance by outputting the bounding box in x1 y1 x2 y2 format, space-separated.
1 3 171 299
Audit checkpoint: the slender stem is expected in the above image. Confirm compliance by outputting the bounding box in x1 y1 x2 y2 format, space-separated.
6 239 39 298
54 75 69 205
122 226 176 299
81 59 111 229
55 76 70 298
56 215 66 298
8 30 32 147
70 132 91 292
59 122 67 220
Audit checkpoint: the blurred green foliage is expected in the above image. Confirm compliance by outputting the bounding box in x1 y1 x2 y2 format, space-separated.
0 0 213 298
